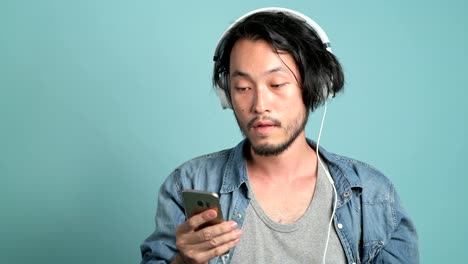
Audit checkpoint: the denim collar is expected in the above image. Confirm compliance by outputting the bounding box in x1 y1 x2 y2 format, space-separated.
219 140 250 194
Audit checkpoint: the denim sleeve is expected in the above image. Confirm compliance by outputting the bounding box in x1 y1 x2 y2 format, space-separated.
374 187 419 264
140 169 185 264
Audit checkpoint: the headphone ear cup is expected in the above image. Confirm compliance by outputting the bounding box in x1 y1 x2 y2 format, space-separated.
323 85 328 101
325 79 335 100
216 74 232 109
216 87 231 109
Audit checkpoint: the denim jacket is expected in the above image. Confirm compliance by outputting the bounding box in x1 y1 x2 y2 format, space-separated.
140 139 419 264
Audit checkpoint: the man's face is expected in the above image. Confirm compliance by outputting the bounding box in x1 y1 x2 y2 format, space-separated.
229 38 308 156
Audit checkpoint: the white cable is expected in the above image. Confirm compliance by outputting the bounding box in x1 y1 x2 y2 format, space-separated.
315 101 338 264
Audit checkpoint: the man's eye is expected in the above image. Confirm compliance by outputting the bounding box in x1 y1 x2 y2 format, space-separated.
271 83 287 88
235 87 250 92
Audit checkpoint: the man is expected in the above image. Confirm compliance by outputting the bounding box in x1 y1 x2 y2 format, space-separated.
141 7 419 264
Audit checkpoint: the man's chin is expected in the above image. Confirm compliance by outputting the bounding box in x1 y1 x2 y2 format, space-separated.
250 141 290 156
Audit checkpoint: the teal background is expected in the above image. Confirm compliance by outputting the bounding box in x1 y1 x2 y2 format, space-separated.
1 0 466 263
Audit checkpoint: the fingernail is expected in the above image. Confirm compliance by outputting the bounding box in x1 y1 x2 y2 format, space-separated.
229 221 238 228
207 210 216 218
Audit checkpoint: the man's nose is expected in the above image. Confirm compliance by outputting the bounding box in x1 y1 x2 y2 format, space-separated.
252 86 271 114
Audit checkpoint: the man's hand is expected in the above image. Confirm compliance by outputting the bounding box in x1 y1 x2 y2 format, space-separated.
173 209 242 264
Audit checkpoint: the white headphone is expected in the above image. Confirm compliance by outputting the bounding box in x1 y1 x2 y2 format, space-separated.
212 7 334 109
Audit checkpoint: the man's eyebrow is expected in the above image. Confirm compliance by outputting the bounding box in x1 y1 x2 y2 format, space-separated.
231 67 290 78
231 70 249 78
267 67 289 75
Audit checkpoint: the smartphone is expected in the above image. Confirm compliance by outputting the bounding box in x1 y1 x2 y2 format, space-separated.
182 189 224 230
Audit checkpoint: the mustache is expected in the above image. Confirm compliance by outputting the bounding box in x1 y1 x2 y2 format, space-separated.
247 116 282 129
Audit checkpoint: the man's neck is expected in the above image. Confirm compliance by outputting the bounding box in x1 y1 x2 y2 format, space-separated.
246 135 318 182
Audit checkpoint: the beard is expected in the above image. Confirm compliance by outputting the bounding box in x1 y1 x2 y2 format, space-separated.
235 111 309 156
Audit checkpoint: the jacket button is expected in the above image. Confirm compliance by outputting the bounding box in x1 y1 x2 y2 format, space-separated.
337 223 343 229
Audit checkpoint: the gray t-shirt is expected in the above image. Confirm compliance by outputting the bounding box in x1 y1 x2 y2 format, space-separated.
230 161 346 264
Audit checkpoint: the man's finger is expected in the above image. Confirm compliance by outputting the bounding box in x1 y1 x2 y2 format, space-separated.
183 220 238 245
199 228 242 250
198 237 241 261
182 234 241 264
176 209 218 234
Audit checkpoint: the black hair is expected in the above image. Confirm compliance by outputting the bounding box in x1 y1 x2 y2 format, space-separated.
213 11 344 112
